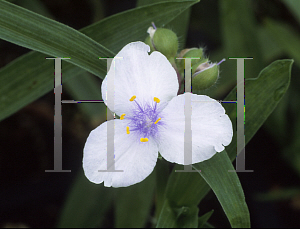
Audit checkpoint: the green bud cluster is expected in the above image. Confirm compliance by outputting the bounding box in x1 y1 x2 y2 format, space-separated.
192 62 219 91
145 24 223 91
178 48 208 75
145 26 178 60
178 47 222 91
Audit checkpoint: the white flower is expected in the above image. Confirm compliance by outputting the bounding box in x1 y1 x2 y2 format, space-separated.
83 42 233 188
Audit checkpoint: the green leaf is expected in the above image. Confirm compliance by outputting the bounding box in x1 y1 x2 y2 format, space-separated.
114 171 156 228
14 0 54 19
224 59 293 161
157 59 293 228
256 27 285 63
157 199 199 228
201 222 214 228
255 187 300 202
198 210 214 228
163 167 210 207
159 151 250 228
0 0 199 122
80 0 199 54
264 18 300 67
263 89 290 145
219 0 263 78
0 51 86 122
282 0 300 24
155 159 171 220
0 0 114 77
213 0 263 99
57 171 114 228
220 0 259 58
193 151 250 228
156 200 177 228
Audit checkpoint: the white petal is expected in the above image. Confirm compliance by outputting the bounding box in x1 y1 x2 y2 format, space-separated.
83 120 158 187
158 93 233 164
101 41 178 116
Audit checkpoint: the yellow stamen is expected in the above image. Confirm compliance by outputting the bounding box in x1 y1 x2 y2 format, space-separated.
130 95 136 101
154 118 161 124
126 126 130 134
140 138 149 142
154 97 160 103
120 114 125 120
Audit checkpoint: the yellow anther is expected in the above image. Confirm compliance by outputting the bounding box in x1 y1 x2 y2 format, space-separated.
154 118 161 124
140 138 149 142
130 95 136 101
120 114 126 120
154 97 160 103
126 126 130 134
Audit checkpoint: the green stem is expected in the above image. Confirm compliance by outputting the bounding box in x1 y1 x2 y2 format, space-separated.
154 158 170 222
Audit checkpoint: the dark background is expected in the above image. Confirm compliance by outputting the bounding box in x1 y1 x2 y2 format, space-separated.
1 0 300 227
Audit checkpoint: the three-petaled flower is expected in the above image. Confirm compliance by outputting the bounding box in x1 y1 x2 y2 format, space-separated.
83 42 233 187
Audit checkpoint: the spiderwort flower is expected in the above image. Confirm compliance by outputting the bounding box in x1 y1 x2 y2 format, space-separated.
83 42 233 187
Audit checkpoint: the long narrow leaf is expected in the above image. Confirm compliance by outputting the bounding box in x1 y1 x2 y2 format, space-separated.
282 0 300 24
57 171 114 228
192 151 250 228
224 59 293 161
264 18 300 66
0 0 199 122
0 0 114 77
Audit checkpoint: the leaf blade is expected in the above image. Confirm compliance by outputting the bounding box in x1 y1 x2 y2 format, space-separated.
224 59 293 161
158 59 293 228
198 210 214 228
0 0 200 122
0 0 114 77
193 151 250 228
57 171 114 228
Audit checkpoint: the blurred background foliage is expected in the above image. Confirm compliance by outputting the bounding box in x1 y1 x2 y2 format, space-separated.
0 0 300 227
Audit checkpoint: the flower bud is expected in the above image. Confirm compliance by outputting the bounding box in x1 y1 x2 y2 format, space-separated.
178 48 209 75
145 26 178 60
192 62 219 91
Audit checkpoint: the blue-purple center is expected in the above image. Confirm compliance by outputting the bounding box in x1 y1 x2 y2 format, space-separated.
127 99 162 139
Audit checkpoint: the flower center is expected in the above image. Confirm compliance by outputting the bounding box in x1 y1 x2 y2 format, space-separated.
121 96 162 142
